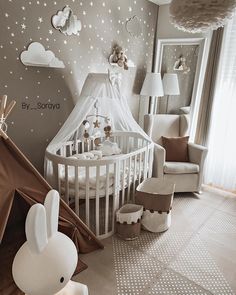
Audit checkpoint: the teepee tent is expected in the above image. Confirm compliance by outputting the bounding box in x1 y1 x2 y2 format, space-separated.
0 101 103 294
45 72 149 183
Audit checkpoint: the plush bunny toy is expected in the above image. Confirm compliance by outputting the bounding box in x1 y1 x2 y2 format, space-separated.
12 190 88 295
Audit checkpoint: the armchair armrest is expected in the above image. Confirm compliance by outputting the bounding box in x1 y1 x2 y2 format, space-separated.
188 143 208 192
153 143 165 178
188 143 208 168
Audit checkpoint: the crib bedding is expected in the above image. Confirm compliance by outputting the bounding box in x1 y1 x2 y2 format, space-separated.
59 164 115 190
59 159 145 198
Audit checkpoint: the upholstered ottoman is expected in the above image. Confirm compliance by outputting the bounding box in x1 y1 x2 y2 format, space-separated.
116 204 143 240
135 178 175 233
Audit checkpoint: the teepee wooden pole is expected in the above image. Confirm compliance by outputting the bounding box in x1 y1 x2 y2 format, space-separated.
4 100 16 119
0 95 7 120
0 127 8 139
0 95 16 139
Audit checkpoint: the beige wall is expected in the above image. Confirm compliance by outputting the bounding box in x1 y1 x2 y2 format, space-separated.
0 0 158 172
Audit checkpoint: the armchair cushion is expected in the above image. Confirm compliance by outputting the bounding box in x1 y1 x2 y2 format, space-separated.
162 136 189 162
164 162 199 175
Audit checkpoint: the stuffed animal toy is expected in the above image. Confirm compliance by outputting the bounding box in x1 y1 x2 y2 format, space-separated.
109 45 129 70
12 190 88 295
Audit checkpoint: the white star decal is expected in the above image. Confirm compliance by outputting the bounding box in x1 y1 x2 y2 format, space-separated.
49 29 53 34
38 17 43 23
21 23 26 29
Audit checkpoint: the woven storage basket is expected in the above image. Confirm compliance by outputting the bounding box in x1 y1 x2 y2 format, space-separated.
116 204 143 240
136 178 175 233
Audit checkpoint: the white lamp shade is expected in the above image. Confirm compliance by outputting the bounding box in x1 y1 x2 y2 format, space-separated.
163 73 180 95
140 72 164 97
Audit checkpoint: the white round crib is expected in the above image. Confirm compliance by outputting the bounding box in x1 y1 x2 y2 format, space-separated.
45 131 154 239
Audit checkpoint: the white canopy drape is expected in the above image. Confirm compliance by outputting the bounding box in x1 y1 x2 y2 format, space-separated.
47 73 147 153
44 73 149 183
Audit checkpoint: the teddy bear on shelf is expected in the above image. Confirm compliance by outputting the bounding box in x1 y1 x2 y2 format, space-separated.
109 45 129 70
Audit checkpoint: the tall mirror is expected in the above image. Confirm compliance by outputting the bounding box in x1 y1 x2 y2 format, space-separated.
154 38 207 115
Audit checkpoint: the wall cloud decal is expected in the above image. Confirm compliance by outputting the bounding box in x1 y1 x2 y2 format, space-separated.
125 16 142 38
52 6 82 36
20 42 65 68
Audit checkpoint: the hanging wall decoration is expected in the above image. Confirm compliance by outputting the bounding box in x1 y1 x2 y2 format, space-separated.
125 15 142 38
52 6 82 36
170 0 236 33
20 42 65 68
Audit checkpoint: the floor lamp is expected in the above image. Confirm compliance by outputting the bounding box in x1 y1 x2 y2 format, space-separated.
162 73 180 114
140 72 164 114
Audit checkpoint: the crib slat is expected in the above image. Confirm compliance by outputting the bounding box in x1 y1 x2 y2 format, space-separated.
143 148 148 180
126 135 129 154
138 153 142 184
112 163 116 233
127 157 132 202
82 141 85 153
112 163 117 232
74 140 77 154
133 155 137 202
69 144 72 156
64 165 69 204
85 166 90 227
121 159 126 205
148 146 154 178
57 163 61 196
87 140 90 152
116 160 121 207
105 164 110 235
95 165 100 236
120 136 124 153
134 137 138 150
74 166 79 215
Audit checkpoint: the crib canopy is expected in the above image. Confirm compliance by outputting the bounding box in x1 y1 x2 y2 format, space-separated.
46 72 148 154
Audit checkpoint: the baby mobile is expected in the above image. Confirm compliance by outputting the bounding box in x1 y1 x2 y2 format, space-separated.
82 102 112 145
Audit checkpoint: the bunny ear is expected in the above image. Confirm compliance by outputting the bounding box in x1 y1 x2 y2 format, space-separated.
44 190 60 238
25 204 48 254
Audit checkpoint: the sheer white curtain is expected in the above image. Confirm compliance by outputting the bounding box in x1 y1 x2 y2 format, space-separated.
205 17 236 191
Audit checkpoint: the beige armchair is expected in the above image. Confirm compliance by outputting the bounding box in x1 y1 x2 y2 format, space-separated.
144 114 208 193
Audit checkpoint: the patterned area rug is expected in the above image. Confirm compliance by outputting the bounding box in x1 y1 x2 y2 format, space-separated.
112 191 236 295
76 188 236 295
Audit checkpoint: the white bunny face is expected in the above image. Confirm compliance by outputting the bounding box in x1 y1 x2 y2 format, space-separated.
12 190 78 295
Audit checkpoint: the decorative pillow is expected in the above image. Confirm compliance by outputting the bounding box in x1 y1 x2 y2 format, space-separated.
162 136 189 162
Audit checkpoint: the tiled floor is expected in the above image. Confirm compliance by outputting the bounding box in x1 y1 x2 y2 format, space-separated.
75 187 236 295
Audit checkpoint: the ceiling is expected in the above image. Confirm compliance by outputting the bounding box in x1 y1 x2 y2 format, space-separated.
148 0 171 5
